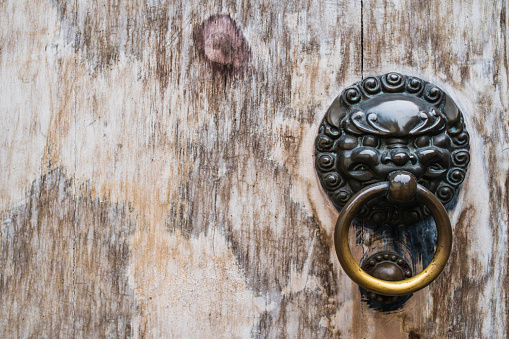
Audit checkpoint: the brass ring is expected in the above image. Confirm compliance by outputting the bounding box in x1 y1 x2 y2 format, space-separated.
334 182 452 296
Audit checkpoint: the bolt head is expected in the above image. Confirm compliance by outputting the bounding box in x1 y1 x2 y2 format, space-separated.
387 171 418 203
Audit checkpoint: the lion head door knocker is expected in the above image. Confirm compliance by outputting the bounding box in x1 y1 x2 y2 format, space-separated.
315 73 470 303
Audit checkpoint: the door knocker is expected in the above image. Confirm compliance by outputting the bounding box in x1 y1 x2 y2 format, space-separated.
315 73 470 299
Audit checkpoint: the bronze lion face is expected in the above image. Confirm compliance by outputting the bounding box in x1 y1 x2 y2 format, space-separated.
315 73 470 226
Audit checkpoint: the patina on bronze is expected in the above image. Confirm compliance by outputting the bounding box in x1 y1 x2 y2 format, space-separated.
315 73 470 226
315 73 469 298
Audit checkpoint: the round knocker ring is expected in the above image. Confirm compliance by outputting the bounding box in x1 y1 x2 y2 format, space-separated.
334 172 453 296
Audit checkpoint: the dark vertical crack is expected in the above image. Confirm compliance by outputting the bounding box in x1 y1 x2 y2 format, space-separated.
428 1 432 75
500 3 508 90
361 0 364 79
72 0 78 337
224 73 228 100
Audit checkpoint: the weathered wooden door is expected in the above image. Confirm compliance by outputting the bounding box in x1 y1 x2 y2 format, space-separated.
1 0 507 337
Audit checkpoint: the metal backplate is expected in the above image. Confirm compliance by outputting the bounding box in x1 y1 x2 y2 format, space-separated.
315 73 470 226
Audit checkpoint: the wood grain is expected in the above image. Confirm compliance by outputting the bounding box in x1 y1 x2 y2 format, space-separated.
0 0 507 338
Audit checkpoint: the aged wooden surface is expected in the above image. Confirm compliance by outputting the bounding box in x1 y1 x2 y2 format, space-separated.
0 0 507 338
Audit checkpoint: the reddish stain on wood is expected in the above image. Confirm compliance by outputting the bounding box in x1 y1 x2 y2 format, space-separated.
193 14 251 77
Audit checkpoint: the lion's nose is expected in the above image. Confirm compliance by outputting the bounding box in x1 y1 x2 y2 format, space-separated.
392 150 410 165
383 148 417 166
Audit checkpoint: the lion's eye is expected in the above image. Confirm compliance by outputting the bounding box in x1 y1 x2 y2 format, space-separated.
428 163 443 171
423 162 447 177
352 164 369 172
348 163 375 181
